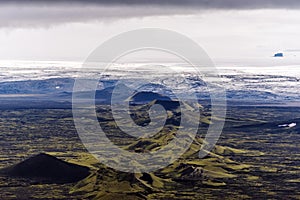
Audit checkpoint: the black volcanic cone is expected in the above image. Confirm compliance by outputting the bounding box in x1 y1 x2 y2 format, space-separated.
0 153 90 184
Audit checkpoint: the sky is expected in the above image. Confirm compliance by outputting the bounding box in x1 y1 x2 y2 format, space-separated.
0 1 300 65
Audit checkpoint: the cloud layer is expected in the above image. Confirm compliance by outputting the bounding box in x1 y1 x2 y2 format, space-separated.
3 0 300 9
1 0 300 28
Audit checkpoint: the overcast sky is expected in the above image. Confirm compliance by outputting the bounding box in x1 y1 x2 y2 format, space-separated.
0 1 300 64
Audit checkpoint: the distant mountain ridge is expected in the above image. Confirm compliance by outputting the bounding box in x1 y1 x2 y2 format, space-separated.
0 77 298 104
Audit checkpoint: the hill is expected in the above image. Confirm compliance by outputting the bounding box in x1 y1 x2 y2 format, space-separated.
0 153 90 184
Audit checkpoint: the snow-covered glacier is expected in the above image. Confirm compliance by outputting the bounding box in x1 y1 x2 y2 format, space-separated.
0 60 299 105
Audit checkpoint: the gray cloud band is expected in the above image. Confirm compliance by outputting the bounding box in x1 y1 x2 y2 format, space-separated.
2 0 300 9
1 0 299 28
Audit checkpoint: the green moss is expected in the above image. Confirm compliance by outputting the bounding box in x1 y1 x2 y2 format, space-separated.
203 180 226 187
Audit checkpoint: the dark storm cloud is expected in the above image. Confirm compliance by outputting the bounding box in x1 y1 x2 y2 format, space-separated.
0 0 299 28
2 0 300 9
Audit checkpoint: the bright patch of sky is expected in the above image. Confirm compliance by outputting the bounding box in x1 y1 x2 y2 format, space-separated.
0 9 300 66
